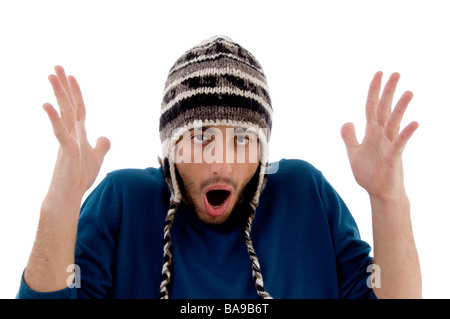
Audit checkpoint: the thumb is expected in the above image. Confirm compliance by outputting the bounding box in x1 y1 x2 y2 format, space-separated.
340 122 359 155
94 136 111 158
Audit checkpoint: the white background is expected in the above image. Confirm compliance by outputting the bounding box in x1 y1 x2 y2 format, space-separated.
1 0 448 298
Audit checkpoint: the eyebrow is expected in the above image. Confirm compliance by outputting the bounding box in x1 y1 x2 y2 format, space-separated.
190 127 251 133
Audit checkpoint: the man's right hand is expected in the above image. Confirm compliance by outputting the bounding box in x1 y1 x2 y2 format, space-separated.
23 66 110 292
42 65 110 208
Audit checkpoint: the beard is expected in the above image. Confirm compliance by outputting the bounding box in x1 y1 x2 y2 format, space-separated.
175 166 261 224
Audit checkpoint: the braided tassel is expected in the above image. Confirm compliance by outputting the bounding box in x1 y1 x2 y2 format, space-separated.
159 202 178 299
244 208 272 299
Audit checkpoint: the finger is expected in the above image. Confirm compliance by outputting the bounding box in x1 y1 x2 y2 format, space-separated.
54 65 75 106
94 136 111 159
392 121 419 157
42 103 73 147
48 74 76 133
385 91 414 141
77 119 88 144
377 72 400 126
365 71 383 123
68 75 86 122
341 122 359 155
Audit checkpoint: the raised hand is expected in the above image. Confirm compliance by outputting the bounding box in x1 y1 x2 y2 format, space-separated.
42 66 110 202
25 66 111 292
340 72 419 202
341 72 422 298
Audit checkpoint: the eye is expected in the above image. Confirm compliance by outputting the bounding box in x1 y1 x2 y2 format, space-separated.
192 133 211 144
235 135 250 146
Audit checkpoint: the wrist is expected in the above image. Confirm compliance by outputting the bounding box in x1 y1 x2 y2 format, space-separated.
41 187 84 217
368 182 410 209
369 191 409 206
369 192 412 223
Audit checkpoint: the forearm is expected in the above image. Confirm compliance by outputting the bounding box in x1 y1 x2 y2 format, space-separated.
370 194 422 298
24 191 82 292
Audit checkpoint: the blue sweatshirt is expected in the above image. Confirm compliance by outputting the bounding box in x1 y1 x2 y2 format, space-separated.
17 159 376 299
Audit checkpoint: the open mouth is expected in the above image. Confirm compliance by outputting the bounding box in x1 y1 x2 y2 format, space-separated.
206 190 230 207
203 186 233 217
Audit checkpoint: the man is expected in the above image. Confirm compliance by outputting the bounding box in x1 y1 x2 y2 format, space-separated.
18 36 421 299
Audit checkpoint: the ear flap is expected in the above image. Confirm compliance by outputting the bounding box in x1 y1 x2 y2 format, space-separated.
161 157 173 193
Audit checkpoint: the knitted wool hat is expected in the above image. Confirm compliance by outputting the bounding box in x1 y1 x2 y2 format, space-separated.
158 36 273 299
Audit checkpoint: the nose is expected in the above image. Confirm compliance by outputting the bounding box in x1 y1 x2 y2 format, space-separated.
209 160 232 176
207 136 233 176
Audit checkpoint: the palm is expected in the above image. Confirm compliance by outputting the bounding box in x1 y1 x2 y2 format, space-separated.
341 72 418 201
44 66 110 196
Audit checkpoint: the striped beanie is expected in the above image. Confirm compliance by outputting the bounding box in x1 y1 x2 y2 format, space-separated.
158 36 273 299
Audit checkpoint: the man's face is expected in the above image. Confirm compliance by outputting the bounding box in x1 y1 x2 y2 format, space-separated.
175 126 260 224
